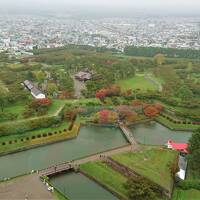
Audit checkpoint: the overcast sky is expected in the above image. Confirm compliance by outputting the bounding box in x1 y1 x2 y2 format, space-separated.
0 0 200 16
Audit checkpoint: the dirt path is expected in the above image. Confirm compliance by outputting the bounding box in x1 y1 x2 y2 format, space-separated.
0 174 55 200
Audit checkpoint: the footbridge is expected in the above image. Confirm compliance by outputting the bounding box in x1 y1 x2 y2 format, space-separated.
118 123 139 150
38 145 132 177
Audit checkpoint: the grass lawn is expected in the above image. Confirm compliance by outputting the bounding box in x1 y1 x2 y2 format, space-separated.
0 100 65 124
117 75 157 91
3 103 25 118
111 148 177 191
0 121 80 154
47 100 65 115
80 161 129 199
172 188 200 200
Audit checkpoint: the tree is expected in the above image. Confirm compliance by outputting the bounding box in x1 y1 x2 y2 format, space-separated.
176 86 193 100
124 177 162 200
0 85 9 112
116 105 138 122
188 129 200 170
154 54 166 65
94 109 118 124
95 89 107 100
144 106 159 118
47 83 58 96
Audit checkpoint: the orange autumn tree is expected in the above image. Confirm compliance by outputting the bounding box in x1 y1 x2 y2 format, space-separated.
94 109 118 124
144 103 163 118
116 105 138 122
96 85 121 100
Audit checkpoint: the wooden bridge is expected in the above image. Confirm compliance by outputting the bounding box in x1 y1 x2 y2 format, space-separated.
119 123 139 150
38 145 132 177
39 162 74 177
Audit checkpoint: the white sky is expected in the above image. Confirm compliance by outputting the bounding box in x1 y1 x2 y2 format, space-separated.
0 0 199 15
0 0 200 7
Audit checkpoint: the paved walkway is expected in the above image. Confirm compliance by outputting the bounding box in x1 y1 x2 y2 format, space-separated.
0 174 55 200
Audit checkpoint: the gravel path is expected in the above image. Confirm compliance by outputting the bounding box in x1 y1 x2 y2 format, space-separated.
0 174 55 200
73 77 86 99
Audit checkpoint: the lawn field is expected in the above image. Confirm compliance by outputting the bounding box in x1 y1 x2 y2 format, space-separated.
117 75 157 91
80 161 129 199
172 188 200 200
1 100 64 123
111 148 177 191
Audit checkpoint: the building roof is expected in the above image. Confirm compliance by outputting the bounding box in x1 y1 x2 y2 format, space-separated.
168 140 188 153
24 80 34 90
31 87 43 96
24 80 44 97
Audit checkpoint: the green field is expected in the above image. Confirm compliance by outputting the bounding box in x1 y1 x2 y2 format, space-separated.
111 148 177 191
173 188 200 200
2 100 64 122
80 161 129 199
117 75 157 91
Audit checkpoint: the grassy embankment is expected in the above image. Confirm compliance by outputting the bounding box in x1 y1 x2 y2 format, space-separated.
156 115 199 130
80 161 129 199
0 121 80 154
111 148 177 192
80 148 175 200
172 188 200 200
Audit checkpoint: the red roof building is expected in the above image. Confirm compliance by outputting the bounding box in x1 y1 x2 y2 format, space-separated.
167 140 188 153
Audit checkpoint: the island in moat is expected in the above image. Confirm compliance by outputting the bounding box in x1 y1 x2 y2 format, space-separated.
0 46 200 200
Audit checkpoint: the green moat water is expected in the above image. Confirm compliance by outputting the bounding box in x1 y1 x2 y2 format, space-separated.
0 126 127 180
131 122 192 145
50 172 119 200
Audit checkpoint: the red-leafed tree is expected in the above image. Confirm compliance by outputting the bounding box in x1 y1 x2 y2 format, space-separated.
132 100 143 107
154 103 164 112
96 89 107 99
96 85 121 100
37 98 52 106
144 106 159 118
94 109 118 124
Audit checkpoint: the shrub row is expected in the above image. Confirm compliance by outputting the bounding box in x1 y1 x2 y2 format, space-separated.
1 128 68 146
160 113 200 126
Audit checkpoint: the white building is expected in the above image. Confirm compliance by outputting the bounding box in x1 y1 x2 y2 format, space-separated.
23 80 46 99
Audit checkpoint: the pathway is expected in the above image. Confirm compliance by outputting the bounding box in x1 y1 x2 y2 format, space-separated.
38 145 132 177
119 123 139 150
145 74 163 92
72 76 86 99
0 174 55 200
